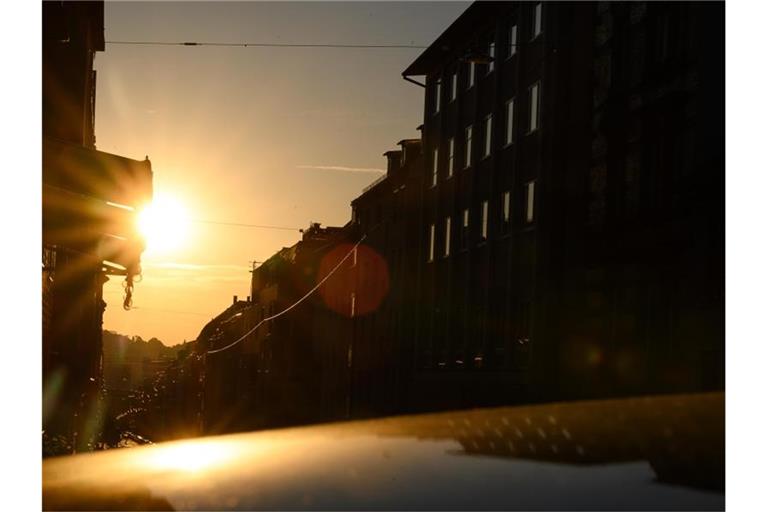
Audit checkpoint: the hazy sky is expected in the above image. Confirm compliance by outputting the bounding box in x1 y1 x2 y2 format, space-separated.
98 1 470 345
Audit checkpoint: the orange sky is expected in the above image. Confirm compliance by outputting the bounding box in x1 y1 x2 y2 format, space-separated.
97 1 469 345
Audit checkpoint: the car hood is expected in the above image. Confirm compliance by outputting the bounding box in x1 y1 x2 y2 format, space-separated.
43 392 724 510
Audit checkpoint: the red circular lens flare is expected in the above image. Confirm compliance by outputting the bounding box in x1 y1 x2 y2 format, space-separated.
318 243 389 317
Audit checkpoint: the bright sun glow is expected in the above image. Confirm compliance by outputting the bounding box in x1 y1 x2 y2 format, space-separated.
137 193 191 256
143 440 236 473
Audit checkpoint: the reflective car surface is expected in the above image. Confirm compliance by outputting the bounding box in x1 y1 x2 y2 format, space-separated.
43 392 724 511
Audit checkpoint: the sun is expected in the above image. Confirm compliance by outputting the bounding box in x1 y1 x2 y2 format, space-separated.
136 193 191 256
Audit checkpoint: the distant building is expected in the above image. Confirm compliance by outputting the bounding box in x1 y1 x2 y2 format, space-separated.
202 224 356 433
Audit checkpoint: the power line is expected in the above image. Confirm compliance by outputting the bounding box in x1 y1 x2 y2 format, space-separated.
207 234 365 355
106 40 428 49
190 219 301 232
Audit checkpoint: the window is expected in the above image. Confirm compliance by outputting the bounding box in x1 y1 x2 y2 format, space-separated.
525 180 536 223
450 72 457 101
468 62 475 89
528 82 540 133
444 216 451 257
428 223 435 262
351 247 358 267
447 138 455 178
532 2 543 40
481 200 489 241
483 114 493 158
488 39 496 73
350 292 356 318
431 147 438 187
505 98 515 145
464 125 473 168
508 24 518 58
434 79 441 114
461 208 470 249
502 190 511 228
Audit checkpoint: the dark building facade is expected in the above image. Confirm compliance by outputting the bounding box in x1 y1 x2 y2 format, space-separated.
42 1 153 452
349 139 424 417
401 1 724 406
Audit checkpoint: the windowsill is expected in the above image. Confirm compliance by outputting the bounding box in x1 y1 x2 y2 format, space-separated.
446 174 454 180
525 128 540 136
463 165 472 171
481 153 492 161
506 53 517 61
521 223 536 233
503 141 514 149
477 239 488 247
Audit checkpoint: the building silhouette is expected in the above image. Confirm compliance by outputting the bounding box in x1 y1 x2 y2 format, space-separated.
395 0 724 407
42 1 153 452
156 1 724 437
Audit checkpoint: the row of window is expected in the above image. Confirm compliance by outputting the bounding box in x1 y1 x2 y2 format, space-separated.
427 180 536 262
429 82 541 187
432 2 543 114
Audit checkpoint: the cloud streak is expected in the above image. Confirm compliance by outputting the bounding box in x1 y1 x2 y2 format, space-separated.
297 165 385 174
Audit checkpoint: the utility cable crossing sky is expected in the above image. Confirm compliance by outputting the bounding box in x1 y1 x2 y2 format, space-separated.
206 234 367 355
106 40 428 49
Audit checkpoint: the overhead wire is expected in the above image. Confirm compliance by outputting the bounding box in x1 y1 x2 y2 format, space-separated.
190 219 301 232
106 40 428 49
207 233 366 355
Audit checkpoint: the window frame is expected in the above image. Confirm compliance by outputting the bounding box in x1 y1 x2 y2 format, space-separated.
461 208 470 250
447 137 455 178
431 147 439 188
527 81 541 134
487 39 496 74
444 216 452 257
464 124 473 169
524 180 536 224
480 199 489 241
532 2 543 40
428 223 436 262
483 114 493 159
505 97 515 146
507 23 518 59
502 190 512 232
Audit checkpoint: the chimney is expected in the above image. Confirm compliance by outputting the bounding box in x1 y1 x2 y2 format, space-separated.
233 295 238 305
384 150 402 177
